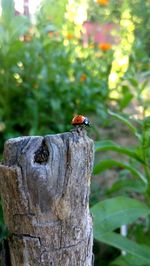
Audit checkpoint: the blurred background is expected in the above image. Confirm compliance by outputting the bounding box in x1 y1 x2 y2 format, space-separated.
0 0 150 265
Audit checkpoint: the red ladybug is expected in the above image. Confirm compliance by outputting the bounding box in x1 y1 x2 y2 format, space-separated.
71 115 90 126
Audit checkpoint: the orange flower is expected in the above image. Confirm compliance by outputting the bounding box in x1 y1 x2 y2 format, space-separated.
80 74 87 82
66 33 74 40
96 0 109 5
99 42 112 51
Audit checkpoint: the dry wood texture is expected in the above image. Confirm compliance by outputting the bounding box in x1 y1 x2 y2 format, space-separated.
0 128 94 266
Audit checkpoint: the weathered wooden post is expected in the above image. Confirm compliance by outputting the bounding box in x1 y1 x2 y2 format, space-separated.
0 129 94 265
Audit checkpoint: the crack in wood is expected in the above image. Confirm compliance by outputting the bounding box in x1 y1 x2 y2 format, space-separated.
12 233 41 241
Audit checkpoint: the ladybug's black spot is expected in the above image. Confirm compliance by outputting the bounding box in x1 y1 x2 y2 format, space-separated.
34 140 49 164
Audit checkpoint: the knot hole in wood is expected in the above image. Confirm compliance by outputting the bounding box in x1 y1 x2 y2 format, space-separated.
34 140 49 164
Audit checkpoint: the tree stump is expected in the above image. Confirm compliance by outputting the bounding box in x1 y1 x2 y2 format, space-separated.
0 129 94 266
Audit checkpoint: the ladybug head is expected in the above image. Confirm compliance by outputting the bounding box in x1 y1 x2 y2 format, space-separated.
83 117 90 126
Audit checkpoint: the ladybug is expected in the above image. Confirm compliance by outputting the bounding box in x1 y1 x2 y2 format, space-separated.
71 115 90 126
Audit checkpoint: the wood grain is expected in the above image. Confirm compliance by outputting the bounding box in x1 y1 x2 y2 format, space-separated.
0 129 94 266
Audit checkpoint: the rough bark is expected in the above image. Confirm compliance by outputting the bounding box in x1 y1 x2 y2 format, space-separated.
0 128 94 266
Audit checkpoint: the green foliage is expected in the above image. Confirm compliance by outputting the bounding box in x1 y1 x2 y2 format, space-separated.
91 196 150 234
38 0 68 29
0 0 111 149
91 196 150 264
108 111 138 136
0 0 111 251
0 0 150 265
110 254 149 266
95 140 144 163
107 178 147 195
93 159 147 184
100 232 150 265
92 111 150 265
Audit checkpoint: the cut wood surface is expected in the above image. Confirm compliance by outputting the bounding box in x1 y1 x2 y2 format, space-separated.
0 128 94 266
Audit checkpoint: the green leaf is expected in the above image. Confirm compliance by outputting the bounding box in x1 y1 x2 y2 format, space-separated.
119 88 133 110
110 254 148 266
95 140 144 164
93 159 147 184
129 78 139 87
95 232 150 265
140 80 148 93
108 110 138 136
91 196 150 234
107 178 147 195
